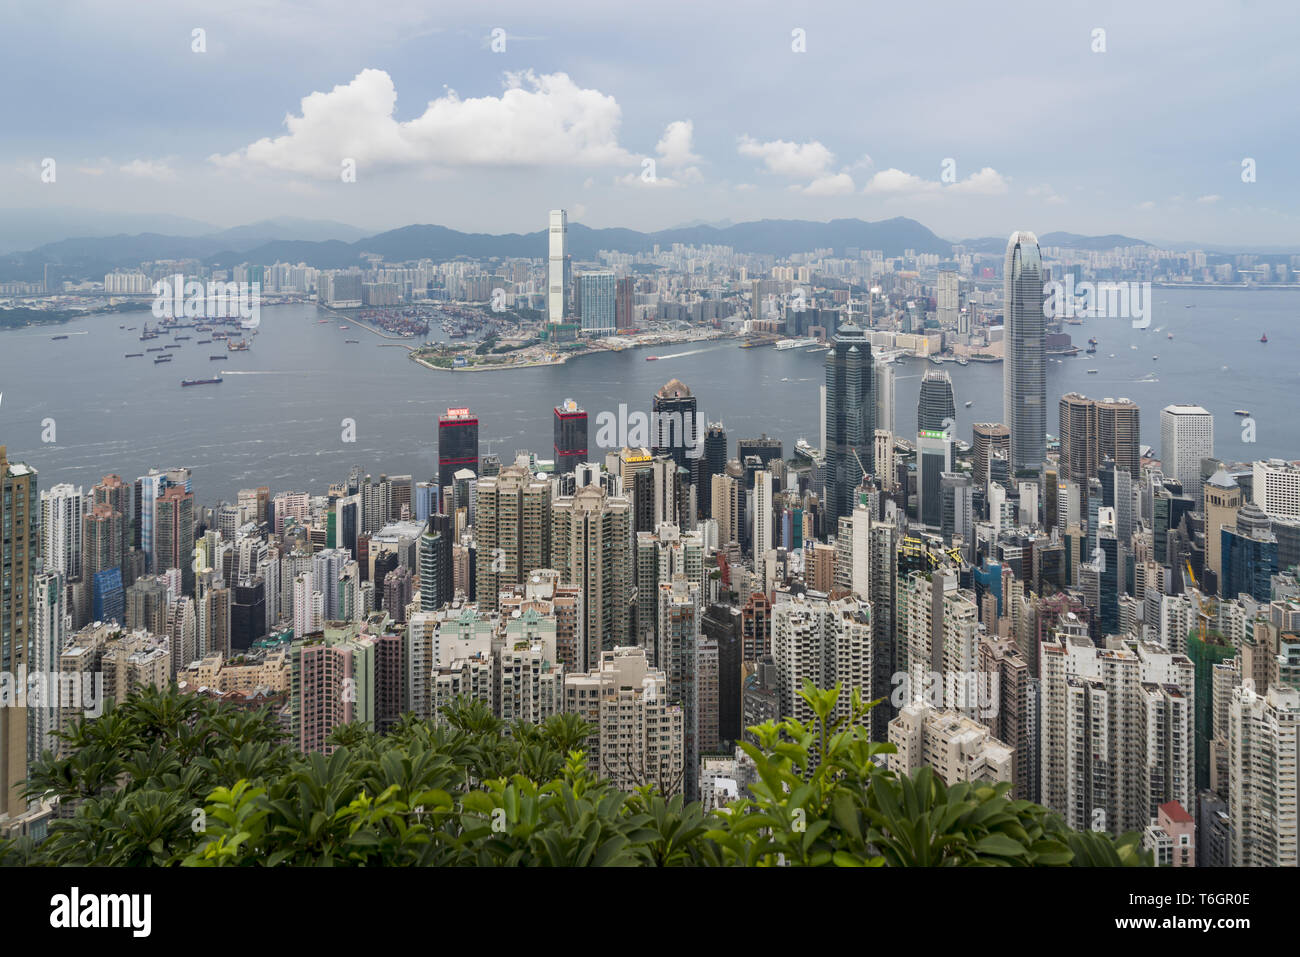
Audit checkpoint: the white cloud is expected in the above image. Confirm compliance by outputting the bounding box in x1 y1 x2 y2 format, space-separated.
862 165 1008 197
1197 194 1222 204
737 135 837 180
1028 184 1066 205
119 159 176 181
796 172 856 196
863 168 938 195
211 69 636 178
734 183 756 191
656 120 701 170
1136 200 1156 211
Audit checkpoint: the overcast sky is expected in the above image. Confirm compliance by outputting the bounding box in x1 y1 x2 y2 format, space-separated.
1 0 1295 245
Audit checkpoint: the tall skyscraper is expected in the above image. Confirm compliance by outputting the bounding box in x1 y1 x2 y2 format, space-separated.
752 470 773 558
553 399 588 475
824 322 875 528
1060 393 1142 493
578 271 616 336
936 270 960 328
548 208 567 324
438 407 479 492
972 423 1010 491
0 447 37 820
1161 405 1214 510
615 276 634 329
652 378 700 480
1003 231 1046 471
917 371 956 528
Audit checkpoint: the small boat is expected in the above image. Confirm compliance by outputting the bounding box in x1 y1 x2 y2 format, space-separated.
119 325 125 329
1166 333 1173 339
344 339 359 344
1234 409 1251 416
209 355 227 361
1087 369 1099 374
964 400 973 407
181 376 223 387
339 325 349 330
1130 345 1137 350
51 334 69 340
646 356 659 361
197 339 211 344
1108 353 1115 358
1260 333 1268 343
124 353 143 358
318 319 329 324
1152 355 1159 361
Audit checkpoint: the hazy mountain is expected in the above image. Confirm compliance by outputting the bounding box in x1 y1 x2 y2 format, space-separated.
0 208 218 255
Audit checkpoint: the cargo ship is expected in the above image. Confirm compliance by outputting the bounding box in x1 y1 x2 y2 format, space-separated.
147 346 164 352
197 339 211 344
209 355 227 361
51 334 69 340
153 356 173 364
124 352 143 358
181 376 223 387
164 344 182 349
227 339 249 351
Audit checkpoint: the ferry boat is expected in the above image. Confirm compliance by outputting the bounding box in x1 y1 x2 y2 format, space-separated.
1235 409 1251 416
1085 344 1097 354
181 376 223 387
645 355 659 361
794 439 818 461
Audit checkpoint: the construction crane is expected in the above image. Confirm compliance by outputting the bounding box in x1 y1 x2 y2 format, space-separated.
1185 560 1211 642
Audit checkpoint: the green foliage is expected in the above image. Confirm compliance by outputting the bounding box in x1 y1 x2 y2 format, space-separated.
0 684 1151 867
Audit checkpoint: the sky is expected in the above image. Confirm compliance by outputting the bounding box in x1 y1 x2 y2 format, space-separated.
1 0 1296 246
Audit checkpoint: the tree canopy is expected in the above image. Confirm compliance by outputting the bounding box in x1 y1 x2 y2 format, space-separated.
0 682 1151 867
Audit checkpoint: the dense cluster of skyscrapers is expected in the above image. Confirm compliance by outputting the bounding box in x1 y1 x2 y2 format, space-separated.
2 227 1299 869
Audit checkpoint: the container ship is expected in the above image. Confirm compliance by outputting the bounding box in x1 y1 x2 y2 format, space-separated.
181 376 223 387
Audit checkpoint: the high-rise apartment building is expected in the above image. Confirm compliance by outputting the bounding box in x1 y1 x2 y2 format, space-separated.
564 646 685 796
0 447 37 819
475 464 552 613
578 271 616 336
1228 684 1299 866
551 485 632 669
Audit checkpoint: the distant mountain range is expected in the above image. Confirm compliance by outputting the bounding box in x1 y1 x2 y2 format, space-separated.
0 216 1188 285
